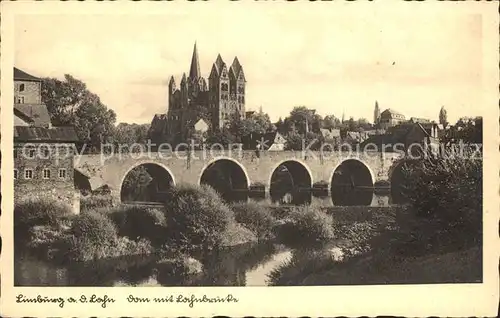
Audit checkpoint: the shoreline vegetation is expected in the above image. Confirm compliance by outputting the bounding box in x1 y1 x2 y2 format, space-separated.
15 155 482 285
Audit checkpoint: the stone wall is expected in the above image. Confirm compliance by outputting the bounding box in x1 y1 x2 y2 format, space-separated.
14 142 80 214
14 80 42 104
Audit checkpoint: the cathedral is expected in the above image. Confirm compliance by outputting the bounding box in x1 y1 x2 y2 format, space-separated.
152 42 247 144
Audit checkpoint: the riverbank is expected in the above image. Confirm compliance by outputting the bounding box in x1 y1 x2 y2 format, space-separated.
265 204 482 285
15 186 481 286
14 187 401 280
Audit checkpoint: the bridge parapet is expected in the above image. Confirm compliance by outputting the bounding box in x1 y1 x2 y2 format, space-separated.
74 150 404 201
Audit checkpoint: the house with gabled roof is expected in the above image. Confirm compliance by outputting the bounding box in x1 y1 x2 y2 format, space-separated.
13 67 80 214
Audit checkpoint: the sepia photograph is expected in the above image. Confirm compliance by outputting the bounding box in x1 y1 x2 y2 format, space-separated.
1 1 498 317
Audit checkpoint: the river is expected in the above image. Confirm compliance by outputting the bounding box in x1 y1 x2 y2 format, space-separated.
15 240 349 286
15 192 397 286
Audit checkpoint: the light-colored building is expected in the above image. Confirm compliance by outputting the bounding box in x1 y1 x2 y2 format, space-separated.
379 108 406 129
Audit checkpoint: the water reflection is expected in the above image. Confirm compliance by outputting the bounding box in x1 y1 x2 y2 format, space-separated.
331 186 374 206
15 242 296 287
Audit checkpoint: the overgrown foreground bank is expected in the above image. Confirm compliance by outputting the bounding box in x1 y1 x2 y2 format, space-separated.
267 154 482 285
15 154 482 284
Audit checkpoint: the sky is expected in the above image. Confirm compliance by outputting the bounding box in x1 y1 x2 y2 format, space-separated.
14 6 485 125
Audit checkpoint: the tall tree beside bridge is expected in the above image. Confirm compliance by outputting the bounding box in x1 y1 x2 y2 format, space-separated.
113 123 151 152
41 74 117 152
227 111 273 142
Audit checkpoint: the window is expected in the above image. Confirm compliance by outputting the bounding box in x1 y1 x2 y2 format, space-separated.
27 149 36 158
59 168 67 179
15 96 25 104
13 150 17 159
14 169 18 179
24 169 33 179
43 169 51 179
41 146 50 158
19 83 25 92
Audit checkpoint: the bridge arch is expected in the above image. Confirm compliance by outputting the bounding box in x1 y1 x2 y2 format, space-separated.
119 161 176 203
330 158 374 206
388 159 418 204
198 157 250 203
269 159 313 205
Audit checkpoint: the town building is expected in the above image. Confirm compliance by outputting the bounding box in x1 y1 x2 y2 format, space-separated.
242 131 287 151
151 43 247 144
361 121 440 156
409 117 432 124
379 108 406 129
13 67 80 214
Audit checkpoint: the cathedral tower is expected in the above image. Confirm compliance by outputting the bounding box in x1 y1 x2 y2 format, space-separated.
229 56 246 119
209 54 230 129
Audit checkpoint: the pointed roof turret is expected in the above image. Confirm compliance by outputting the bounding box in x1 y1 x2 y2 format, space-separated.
189 42 201 80
215 54 225 72
181 73 187 84
230 57 242 76
169 75 176 85
229 56 246 82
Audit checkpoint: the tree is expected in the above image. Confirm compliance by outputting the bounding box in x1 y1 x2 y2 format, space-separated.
41 75 117 152
322 115 340 130
113 123 151 152
287 106 322 135
205 128 236 148
74 102 116 152
439 106 448 127
275 117 286 134
227 109 272 140
284 131 320 151
441 116 483 145
284 132 304 151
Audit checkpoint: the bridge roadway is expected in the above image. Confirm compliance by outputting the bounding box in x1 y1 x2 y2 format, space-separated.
75 150 404 203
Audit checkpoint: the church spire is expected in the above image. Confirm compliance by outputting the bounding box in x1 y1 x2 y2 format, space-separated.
189 41 201 80
374 100 380 125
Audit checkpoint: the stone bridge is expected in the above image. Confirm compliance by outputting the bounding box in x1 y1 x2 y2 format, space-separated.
75 149 405 204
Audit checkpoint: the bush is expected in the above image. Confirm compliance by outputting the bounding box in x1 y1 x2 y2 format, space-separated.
80 194 114 212
14 198 72 243
402 154 482 248
65 211 153 262
109 205 166 246
65 236 152 262
337 221 379 257
162 184 235 252
276 206 336 245
71 211 118 244
231 201 276 240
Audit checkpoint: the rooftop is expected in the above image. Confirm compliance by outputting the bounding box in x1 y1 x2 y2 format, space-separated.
14 67 42 82
14 104 52 127
14 126 79 143
381 108 405 117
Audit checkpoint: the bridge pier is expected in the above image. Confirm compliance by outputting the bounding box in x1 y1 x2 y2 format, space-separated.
75 150 403 207
110 189 121 206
